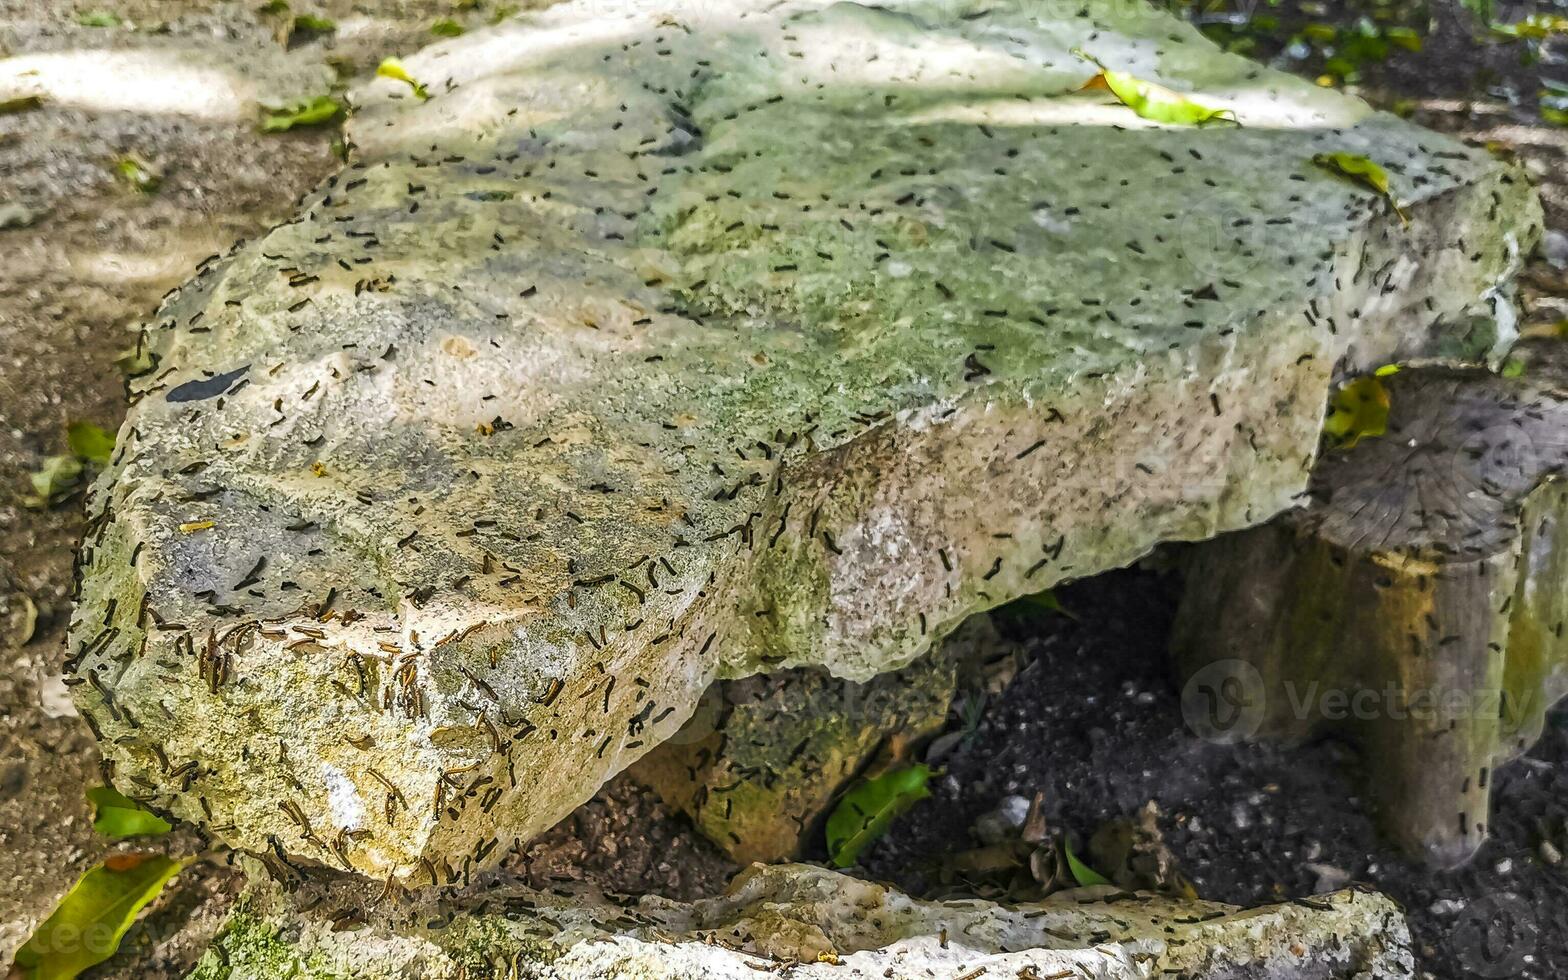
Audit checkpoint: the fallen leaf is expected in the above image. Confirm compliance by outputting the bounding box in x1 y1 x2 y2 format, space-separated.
114 156 160 193
292 13 335 32
12 855 188 979
87 787 172 838
1063 839 1112 887
1322 375 1390 449
260 95 342 133
178 520 215 533
115 345 156 377
1 94 45 114
1312 152 1407 225
377 58 430 100
825 764 932 868
1491 13 1568 39
67 422 115 468
23 455 84 509
1018 589 1078 621
77 10 120 27
1074 51 1236 126
430 18 465 36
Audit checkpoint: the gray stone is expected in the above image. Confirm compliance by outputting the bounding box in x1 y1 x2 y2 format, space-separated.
69 0 1540 882
186 861 1415 979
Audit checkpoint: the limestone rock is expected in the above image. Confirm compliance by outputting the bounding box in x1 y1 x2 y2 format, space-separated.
632 617 1000 864
69 0 1541 880
1173 339 1568 867
187 862 1415 979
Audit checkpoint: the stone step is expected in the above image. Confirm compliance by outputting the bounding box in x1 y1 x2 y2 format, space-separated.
184 860 1416 980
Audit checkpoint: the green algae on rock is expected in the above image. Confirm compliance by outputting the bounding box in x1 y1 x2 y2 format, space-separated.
69 0 1539 882
631 617 1004 864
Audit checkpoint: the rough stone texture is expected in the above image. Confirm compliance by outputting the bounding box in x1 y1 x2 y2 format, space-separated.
185 861 1415 979
1173 338 1568 868
69 0 1541 882
632 617 993 864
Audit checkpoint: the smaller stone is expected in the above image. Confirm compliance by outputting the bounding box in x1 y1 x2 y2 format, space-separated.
1539 840 1562 865
1429 899 1466 916
0 203 39 230
1543 229 1568 270
973 795 1032 845
1306 862 1352 894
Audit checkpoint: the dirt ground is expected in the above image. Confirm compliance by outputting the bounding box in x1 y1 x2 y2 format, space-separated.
864 569 1568 980
1 0 1565 977
0 1 508 974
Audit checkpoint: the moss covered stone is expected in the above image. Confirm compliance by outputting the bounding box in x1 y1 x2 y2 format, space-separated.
71 0 1539 881
185 862 1415 978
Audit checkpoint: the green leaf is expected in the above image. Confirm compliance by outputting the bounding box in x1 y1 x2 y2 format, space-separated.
292 13 335 32
23 455 84 509
1543 107 1568 127
260 95 342 133
1312 152 1406 225
825 765 932 868
1323 375 1390 449
77 10 121 27
1491 13 1568 39
114 156 160 193
1 94 45 114
13 854 188 979
1075 51 1236 126
67 422 115 468
1064 839 1112 887
1501 357 1527 378
1019 589 1078 621
377 57 430 100
1383 26 1423 51
258 0 290 13
88 787 172 838
430 18 465 36
115 344 156 377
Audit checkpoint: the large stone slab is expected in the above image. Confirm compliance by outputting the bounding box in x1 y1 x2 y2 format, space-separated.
186 862 1414 979
69 0 1540 881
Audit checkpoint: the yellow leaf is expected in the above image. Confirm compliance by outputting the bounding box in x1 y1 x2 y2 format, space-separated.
1323 375 1390 449
178 520 215 533
1312 152 1407 226
1074 50 1236 126
377 58 430 100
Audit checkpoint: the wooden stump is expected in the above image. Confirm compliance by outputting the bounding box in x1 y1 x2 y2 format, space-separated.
1173 341 1568 867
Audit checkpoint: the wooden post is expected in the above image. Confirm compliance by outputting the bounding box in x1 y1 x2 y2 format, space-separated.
1173 342 1568 867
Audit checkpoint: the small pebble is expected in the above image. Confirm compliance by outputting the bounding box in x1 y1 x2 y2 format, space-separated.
1540 840 1562 865
1544 229 1568 270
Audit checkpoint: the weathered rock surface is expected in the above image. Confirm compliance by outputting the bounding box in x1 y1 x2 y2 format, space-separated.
632 616 993 864
187 861 1415 979
70 0 1541 880
1173 338 1568 867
